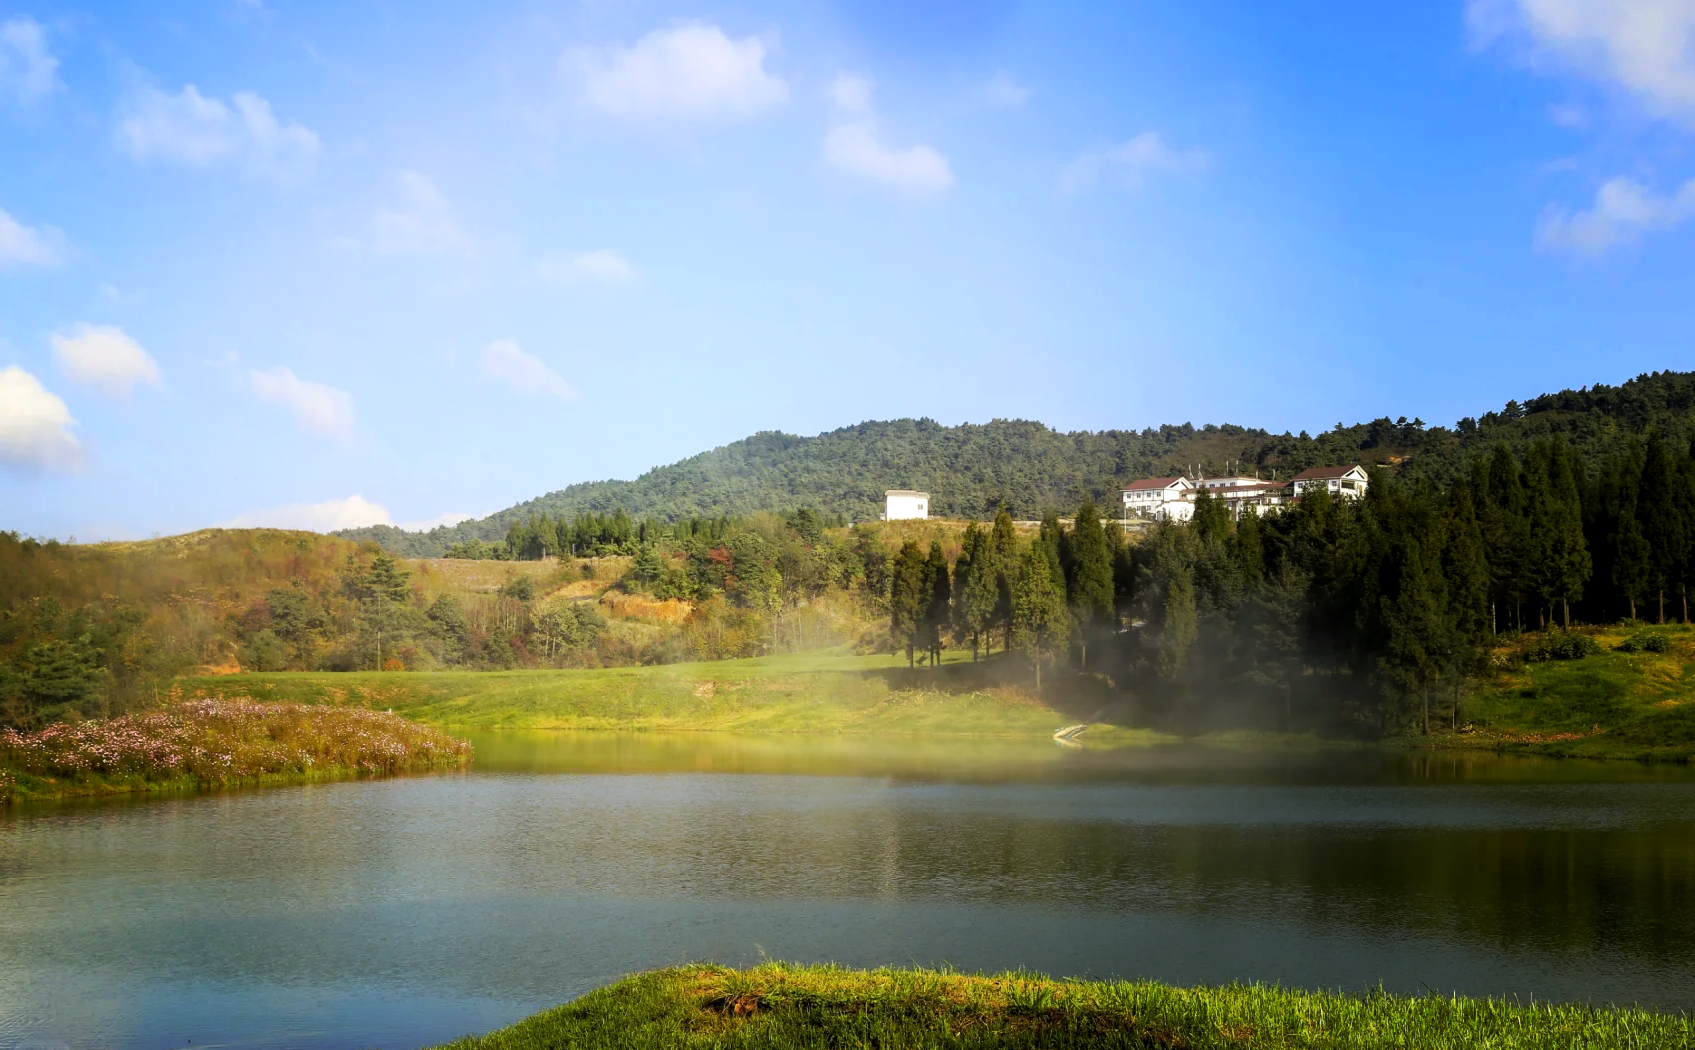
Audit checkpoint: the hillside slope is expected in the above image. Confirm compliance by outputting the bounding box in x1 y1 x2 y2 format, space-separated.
341 371 1695 557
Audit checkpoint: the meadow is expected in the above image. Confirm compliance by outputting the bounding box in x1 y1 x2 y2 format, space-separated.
174 652 1088 735
432 963 1695 1050
0 697 471 803
1450 623 1695 762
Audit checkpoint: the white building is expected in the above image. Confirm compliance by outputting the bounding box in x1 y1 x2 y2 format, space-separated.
1290 465 1370 499
1194 476 1291 518
884 489 930 521
1121 477 1194 522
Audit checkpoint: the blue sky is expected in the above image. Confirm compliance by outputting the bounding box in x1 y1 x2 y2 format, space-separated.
2 0 1693 539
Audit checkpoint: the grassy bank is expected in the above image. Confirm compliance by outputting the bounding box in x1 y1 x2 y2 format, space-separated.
175 652 1090 735
1425 623 1695 762
0 698 471 804
434 963 1693 1049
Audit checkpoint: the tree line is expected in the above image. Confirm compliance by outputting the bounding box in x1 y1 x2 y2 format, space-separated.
881 434 1695 733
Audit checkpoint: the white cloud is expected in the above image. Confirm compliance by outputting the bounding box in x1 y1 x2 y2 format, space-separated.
981 71 1030 108
0 365 80 474
0 206 61 267
1060 132 1210 192
823 74 953 195
0 17 59 105
566 22 788 123
1536 175 1695 253
52 324 160 398
536 249 637 285
1468 0 1695 122
221 494 393 532
117 84 320 178
480 338 575 399
219 497 472 532
370 171 471 255
249 365 354 438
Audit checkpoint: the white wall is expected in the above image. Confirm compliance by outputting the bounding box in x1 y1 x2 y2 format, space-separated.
886 494 928 520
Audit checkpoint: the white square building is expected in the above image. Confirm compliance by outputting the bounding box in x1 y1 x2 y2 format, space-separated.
884 490 930 520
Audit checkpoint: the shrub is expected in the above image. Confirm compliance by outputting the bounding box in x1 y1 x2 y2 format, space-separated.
1616 631 1674 654
0 698 471 789
1524 632 1603 662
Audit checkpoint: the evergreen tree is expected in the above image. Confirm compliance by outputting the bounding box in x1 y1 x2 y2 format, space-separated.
923 540 951 665
1065 501 1114 668
889 540 928 667
1638 432 1687 623
1382 536 1451 734
1233 510 1265 590
1613 506 1651 621
1010 540 1069 693
990 508 1018 652
1441 483 1491 642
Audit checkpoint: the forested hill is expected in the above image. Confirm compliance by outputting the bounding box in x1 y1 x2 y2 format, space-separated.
341 370 1695 557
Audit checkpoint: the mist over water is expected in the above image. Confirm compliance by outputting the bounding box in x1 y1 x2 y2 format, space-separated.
3 734 1694 1049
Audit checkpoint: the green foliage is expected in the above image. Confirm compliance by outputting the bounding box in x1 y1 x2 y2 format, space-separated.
1523 633 1604 662
1614 630 1672 654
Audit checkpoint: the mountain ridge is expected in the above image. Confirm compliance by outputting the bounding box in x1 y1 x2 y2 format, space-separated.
337 371 1695 557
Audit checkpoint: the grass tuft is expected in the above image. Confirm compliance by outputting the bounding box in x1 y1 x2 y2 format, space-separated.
432 963 1695 1049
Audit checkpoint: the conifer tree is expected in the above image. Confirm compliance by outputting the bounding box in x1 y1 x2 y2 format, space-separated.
991 508 1018 652
1383 536 1451 734
1065 501 1114 668
1639 432 1686 623
1011 540 1069 693
1613 507 1651 621
1441 484 1491 642
923 540 951 665
958 524 1001 659
889 540 928 667
952 525 980 658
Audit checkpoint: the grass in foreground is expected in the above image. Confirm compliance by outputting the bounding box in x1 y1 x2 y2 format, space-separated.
0 698 471 804
175 652 1090 736
435 963 1693 1049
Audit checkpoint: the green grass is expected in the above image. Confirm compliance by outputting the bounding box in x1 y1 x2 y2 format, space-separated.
175 652 1092 736
1452 624 1695 762
433 963 1694 1049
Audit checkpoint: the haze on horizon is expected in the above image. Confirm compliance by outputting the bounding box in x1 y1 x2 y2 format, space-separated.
2 0 1692 540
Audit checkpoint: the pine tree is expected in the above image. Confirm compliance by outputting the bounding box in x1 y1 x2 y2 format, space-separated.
1613 507 1651 621
959 524 1001 659
923 540 951 665
1233 509 1265 590
1382 536 1451 734
1441 483 1491 642
889 540 928 667
952 525 981 658
1065 501 1114 668
1011 540 1069 693
991 508 1018 652
1639 432 1687 623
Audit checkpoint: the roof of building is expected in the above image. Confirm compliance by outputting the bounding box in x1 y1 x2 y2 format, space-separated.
1204 481 1289 494
884 489 930 498
1123 476 1189 492
1291 465 1366 481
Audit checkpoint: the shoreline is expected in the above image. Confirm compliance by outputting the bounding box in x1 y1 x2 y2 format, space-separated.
429 962 1695 1049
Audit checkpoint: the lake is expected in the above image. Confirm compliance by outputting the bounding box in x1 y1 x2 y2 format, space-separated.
3 733 1694 1049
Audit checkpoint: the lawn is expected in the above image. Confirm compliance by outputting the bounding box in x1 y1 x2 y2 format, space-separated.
431 963 1694 1050
174 651 1093 736
1457 623 1695 761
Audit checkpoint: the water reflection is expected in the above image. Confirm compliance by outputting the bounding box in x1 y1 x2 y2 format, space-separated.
2 733 1693 1050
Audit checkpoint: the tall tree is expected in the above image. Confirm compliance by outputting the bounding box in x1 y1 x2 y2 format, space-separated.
1382 536 1452 734
923 540 951 665
990 508 1018 653
1010 540 1069 693
889 540 928 667
1639 432 1687 623
1065 501 1114 668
